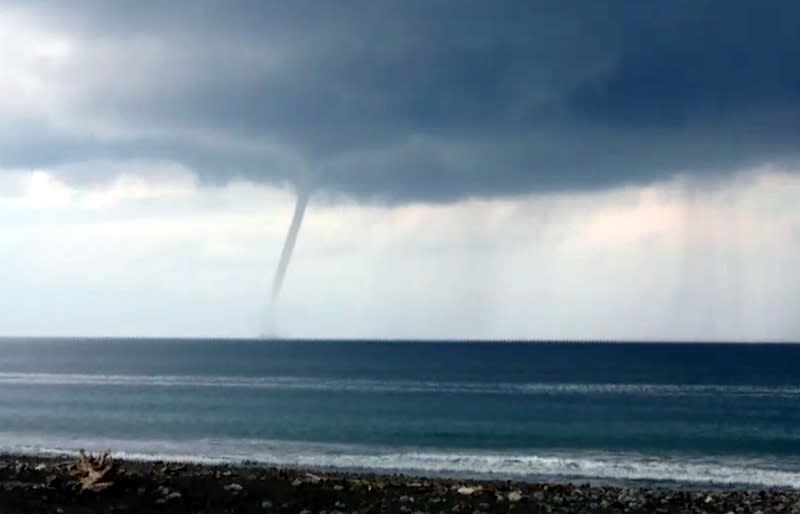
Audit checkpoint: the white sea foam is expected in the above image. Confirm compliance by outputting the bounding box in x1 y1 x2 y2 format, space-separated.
2 433 799 489
0 372 798 398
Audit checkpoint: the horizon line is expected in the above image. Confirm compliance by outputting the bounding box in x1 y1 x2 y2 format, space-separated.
1 336 799 345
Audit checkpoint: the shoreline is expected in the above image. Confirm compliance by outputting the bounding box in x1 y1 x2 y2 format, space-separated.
2 454 799 513
5 447 799 493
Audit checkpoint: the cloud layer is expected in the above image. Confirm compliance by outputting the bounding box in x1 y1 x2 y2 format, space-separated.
2 1 799 201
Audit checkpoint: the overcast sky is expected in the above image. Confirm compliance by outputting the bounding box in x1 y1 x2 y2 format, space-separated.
1 1 799 340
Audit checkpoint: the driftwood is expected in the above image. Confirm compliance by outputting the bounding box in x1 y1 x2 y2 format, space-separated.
72 450 115 492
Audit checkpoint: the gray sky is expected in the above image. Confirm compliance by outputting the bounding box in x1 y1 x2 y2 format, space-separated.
1 1 799 340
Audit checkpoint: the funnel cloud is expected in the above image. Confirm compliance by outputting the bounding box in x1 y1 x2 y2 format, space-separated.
271 189 310 304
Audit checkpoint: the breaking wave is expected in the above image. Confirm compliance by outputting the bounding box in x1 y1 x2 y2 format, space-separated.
3 434 799 489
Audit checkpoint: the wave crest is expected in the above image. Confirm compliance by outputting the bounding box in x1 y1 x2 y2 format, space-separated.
1 372 798 398
3 434 799 489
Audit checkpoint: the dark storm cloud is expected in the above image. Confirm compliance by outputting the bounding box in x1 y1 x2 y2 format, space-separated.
3 0 799 201
573 2 800 125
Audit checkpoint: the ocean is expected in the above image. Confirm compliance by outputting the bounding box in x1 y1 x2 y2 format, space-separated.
1 339 799 489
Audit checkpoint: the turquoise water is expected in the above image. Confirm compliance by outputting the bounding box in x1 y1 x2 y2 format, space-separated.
1 339 799 488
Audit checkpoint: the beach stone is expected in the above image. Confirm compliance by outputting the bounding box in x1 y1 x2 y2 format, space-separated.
333 484 344 491
305 472 323 483
34 463 47 471
457 486 480 495
261 499 272 509
224 483 244 493
165 491 182 501
508 491 523 502
2 481 23 491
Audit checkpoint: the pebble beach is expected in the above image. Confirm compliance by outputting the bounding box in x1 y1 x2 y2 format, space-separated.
1 455 799 514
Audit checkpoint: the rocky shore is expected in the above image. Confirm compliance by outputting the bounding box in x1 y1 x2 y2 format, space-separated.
1 454 798 513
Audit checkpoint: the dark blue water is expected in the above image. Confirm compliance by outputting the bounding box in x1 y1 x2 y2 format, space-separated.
1 339 799 488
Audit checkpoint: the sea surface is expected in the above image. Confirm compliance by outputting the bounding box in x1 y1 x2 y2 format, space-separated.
1 339 799 489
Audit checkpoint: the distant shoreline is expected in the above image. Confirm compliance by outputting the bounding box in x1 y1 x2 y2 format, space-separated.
1 453 799 513
2 336 799 345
